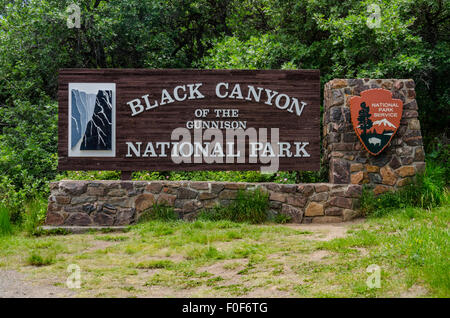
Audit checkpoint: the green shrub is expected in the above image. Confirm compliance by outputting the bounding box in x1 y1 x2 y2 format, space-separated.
135 260 175 269
426 134 449 184
0 205 13 236
139 204 179 222
32 228 70 237
198 189 269 224
273 213 292 224
0 175 46 225
132 170 326 184
56 171 121 181
360 161 448 217
0 100 57 194
23 197 47 236
27 252 55 266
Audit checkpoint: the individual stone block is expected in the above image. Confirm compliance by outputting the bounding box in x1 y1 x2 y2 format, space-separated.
108 189 127 197
157 193 176 206
408 119 421 130
280 184 297 193
330 79 348 89
351 171 364 184
269 191 286 202
281 204 304 223
115 208 136 225
389 156 401 170
368 173 382 184
297 185 315 196
380 166 397 186
372 154 391 167
270 201 282 209
343 209 359 221
286 195 307 208
135 193 155 212
102 203 117 213
312 216 342 223
93 212 115 226
60 182 88 196
414 148 425 162
330 158 350 184
177 187 198 200
86 186 105 196
65 213 92 226
396 166 415 177
210 183 224 194
199 192 217 200
331 90 344 106
325 207 343 216
311 192 328 202
45 211 64 225
315 184 330 193
82 203 96 213
404 100 418 110
350 163 363 172
71 196 96 205
329 197 353 209
305 202 324 216
55 195 71 205
401 156 414 165
345 185 362 198
373 185 390 195
224 183 246 190
190 182 209 190
393 80 403 90
146 182 163 193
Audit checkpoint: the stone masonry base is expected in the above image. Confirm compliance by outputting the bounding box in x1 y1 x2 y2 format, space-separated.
46 180 363 226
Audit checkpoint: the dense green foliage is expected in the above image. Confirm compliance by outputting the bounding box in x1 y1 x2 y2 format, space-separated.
360 161 448 217
198 189 270 223
0 205 13 236
139 204 179 222
318 204 449 297
0 0 448 225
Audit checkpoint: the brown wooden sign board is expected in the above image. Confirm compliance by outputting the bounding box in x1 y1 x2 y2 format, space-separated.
58 69 320 171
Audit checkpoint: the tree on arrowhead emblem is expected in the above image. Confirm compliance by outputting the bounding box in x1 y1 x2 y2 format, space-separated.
357 102 373 136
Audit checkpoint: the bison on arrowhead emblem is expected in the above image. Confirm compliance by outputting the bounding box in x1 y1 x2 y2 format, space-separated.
350 89 403 156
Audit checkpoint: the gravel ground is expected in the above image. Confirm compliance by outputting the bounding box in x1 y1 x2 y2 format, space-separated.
0 270 74 298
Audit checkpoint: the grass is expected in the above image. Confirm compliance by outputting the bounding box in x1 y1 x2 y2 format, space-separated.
0 199 448 297
198 188 270 223
360 161 448 217
27 252 56 266
318 204 450 297
139 204 179 222
135 260 175 269
23 198 47 236
0 205 13 236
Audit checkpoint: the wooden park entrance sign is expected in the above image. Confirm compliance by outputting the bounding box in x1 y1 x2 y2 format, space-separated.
47 75 426 227
58 69 320 172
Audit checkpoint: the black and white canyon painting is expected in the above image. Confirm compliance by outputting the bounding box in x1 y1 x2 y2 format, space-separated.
70 87 113 153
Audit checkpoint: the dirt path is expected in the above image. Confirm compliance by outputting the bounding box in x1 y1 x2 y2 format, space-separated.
0 270 74 298
0 219 364 298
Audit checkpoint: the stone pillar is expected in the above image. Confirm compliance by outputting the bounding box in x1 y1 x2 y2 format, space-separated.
323 79 425 194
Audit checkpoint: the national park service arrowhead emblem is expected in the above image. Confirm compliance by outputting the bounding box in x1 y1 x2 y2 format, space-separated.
350 89 403 156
